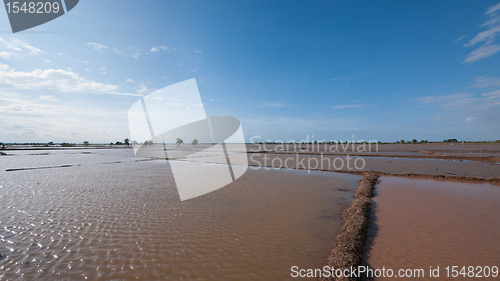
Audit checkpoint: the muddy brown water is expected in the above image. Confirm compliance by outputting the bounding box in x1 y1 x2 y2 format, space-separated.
0 149 361 280
363 176 500 280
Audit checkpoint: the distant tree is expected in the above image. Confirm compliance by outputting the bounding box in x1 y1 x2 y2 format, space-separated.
400 139 405 144
83 140 90 146
115 141 123 145
143 140 149 146
131 140 138 146
176 138 184 147
124 138 130 146
192 138 198 145
443 139 458 143
48 141 54 146
412 139 417 144
148 140 153 145
109 142 114 145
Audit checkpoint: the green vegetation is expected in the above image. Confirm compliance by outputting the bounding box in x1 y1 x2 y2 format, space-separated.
176 138 184 147
83 141 90 146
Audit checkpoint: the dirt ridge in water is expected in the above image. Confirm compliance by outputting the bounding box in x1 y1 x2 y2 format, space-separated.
332 170 500 183
320 171 379 281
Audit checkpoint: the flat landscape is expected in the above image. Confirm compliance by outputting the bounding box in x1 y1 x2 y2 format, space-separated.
1 143 499 280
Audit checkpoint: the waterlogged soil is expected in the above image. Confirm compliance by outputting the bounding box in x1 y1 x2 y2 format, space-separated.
245 154 500 179
0 149 361 280
362 176 500 281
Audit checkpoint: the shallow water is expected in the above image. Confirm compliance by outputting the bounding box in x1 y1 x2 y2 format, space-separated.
363 177 500 280
0 149 360 280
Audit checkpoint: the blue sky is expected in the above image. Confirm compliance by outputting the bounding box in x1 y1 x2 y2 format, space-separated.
1 0 500 143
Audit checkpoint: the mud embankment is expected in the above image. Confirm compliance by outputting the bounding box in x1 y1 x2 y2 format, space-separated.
320 171 379 281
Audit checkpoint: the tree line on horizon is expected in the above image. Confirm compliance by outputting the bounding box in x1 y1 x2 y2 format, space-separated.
1 138 500 147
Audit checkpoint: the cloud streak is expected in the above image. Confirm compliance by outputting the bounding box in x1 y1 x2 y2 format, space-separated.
463 2 500 63
85 42 109 51
0 63 142 96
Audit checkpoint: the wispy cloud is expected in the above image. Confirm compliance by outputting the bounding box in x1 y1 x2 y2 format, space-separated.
483 89 500 99
455 35 467 43
0 94 130 143
333 104 361 109
0 38 49 57
463 2 500 63
150 46 175 52
463 44 500 63
39 95 60 102
413 77 500 124
258 101 290 108
486 2 500 15
126 78 134 82
133 49 141 59
85 42 109 51
0 63 142 96
472 76 500 88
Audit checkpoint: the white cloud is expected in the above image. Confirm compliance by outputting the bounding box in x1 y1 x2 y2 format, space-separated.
133 49 141 58
472 76 500 88
0 95 130 143
98 67 106 74
333 104 361 109
463 44 500 63
455 35 467 43
254 101 284 108
195 50 202 53
486 2 500 15
126 78 134 82
463 2 500 63
150 46 175 52
137 84 149 94
0 63 142 96
0 38 49 57
413 85 500 125
39 95 60 101
464 26 500 47
483 89 500 99
0 38 22 51
19 40 48 56
0 52 11 58
85 42 109 51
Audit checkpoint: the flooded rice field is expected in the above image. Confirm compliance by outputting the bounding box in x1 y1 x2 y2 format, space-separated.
363 176 500 280
0 149 361 280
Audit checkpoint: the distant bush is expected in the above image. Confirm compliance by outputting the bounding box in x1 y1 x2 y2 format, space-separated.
61 142 74 147
412 139 417 144
443 139 458 143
